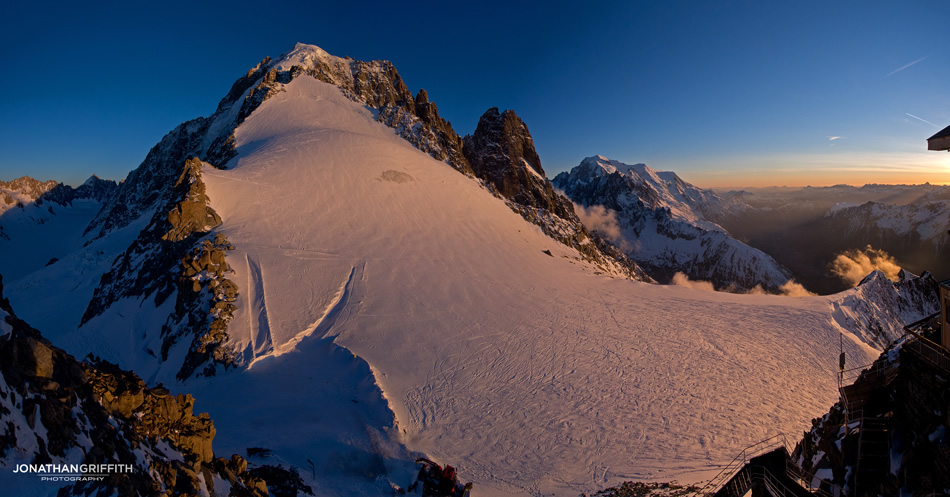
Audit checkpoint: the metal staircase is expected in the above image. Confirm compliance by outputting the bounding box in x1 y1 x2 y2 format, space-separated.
853 416 890 497
697 435 832 497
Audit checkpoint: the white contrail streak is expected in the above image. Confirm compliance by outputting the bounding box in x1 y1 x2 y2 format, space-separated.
905 113 938 127
886 56 927 77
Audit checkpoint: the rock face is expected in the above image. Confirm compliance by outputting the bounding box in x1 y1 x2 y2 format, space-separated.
0 275 267 497
377 88 473 175
81 158 236 380
171 233 239 380
553 155 794 292
162 158 223 243
463 108 573 219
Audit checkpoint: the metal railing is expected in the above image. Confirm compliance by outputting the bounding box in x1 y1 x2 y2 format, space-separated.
696 434 791 495
696 432 845 497
904 336 950 373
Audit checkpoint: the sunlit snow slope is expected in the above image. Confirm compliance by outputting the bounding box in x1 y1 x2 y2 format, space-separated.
197 75 879 496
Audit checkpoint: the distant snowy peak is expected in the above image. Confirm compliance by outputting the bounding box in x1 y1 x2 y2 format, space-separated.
0 176 59 201
556 155 742 227
0 175 117 218
554 155 793 292
0 176 59 213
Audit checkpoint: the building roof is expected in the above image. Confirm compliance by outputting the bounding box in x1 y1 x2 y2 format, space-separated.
930 124 950 141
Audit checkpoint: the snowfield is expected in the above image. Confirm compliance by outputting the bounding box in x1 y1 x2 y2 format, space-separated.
184 76 880 495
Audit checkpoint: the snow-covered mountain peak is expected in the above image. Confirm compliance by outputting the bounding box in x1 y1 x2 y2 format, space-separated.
272 42 349 75
558 155 718 225
576 155 671 185
576 155 620 177
859 269 891 287
80 174 101 186
831 269 939 349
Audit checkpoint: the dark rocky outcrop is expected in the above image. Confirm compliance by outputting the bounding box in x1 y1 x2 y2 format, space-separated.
463 107 574 220
583 481 700 497
0 275 267 497
162 158 223 243
377 88 473 175
85 119 218 240
244 464 313 497
81 158 237 380
170 233 239 380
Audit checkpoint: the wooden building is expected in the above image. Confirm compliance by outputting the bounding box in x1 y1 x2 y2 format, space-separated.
929 124 950 151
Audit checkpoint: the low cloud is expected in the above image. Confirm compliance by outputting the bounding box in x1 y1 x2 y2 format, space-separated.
672 272 716 292
828 136 842 141
573 203 632 252
775 280 816 297
672 272 815 296
831 245 902 287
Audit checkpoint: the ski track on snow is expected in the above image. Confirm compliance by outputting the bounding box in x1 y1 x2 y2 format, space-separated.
249 262 363 367
245 254 274 362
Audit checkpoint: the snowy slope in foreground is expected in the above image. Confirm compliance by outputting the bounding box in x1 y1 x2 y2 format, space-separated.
191 76 880 495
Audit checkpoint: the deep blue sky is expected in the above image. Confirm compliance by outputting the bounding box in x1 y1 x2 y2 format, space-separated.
1 0 948 187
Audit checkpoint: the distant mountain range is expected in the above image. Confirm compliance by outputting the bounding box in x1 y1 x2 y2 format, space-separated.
717 184 950 294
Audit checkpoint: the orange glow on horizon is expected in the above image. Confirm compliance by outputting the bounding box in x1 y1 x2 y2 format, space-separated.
677 152 950 189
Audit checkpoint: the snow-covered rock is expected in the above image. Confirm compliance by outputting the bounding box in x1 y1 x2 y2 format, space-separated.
830 269 939 349
0 177 60 215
